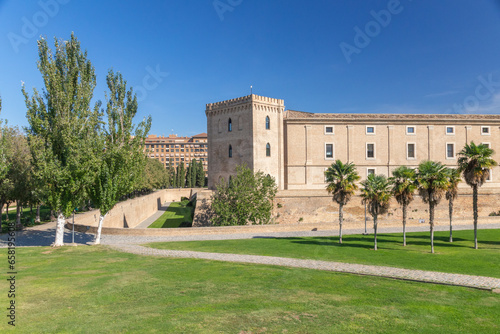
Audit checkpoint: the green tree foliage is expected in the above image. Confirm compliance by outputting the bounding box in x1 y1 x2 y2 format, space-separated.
140 159 170 190
88 69 151 244
177 162 185 188
389 166 417 246
211 164 277 226
168 163 176 188
190 159 197 187
360 174 392 251
196 160 205 187
445 168 461 243
458 142 498 249
186 161 193 188
325 160 360 244
416 161 450 253
23 33 102 246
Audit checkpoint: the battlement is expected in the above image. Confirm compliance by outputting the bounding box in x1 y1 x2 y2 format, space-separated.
206 94 284 114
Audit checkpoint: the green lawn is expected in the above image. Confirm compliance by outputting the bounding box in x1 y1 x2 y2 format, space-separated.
147 229 500 278
1 246 498 333
148 200 194 228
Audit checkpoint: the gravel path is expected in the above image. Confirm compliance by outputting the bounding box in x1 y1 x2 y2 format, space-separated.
109 243 500 291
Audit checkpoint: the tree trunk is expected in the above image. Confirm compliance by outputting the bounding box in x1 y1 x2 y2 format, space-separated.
338 203 343 244
373 215 378 251
94 213 106 245
402 203 407 246
449 198 453 242
5 202 9 222
16 201 21 226
53 213 66 247
473 185 478 249
50 210 55 221
0 203 3 227
430 203 435 254
35 205 41 223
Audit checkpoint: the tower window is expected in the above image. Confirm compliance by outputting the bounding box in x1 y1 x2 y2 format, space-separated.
229 145 232 158
265 116 270 130
266 143 271 157
228 118 232 132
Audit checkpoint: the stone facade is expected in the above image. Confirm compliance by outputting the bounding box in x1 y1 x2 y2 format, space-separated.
206 94 500 191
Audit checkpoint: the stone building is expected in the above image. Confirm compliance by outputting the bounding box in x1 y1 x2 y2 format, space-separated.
206 94 500 190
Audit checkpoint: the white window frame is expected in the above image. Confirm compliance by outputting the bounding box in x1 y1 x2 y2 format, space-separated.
486 168 492 182
367 168 376 177
406 126 416 135
481 142 491 149
481 126 490 135
446 142 456 160
407 142 416 160
324 125 335 135
366 142 376 159
325 143 335 160
366 125 376 135
445 126 455 135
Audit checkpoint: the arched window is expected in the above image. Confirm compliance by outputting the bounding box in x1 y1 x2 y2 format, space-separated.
266 143 271 157
229 145 232 158
265 116 270 130
228 118 232 132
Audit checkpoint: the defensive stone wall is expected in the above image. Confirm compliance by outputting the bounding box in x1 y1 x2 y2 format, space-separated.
70 188 193 229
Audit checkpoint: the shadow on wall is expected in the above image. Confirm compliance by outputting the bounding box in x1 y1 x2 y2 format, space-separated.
123 215 128 228
157 197 161 210
193 198 213 227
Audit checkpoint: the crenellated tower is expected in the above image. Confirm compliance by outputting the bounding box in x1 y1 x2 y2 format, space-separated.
205 94 285 189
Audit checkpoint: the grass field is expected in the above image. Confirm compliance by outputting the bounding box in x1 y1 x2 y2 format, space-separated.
148 200 195 228
147 229 500 278
1 246 499 333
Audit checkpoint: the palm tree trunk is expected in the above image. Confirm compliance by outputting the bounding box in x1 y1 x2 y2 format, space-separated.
430 203 435 254
449 198 453 242
402 203 407 246
374 214 378 251
338 203 343 244
473 184 478 249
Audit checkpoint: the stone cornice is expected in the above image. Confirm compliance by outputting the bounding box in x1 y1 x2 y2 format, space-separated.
206 94 285 116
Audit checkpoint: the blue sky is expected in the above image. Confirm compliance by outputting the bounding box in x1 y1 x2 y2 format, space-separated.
1 0 500 136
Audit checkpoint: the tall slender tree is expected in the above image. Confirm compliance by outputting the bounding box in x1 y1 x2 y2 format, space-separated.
88 70 151 244
23 33 102 246
177 162 185 188
360 174 392 251
196 160 205 187
416 161 449 253
445 168 461 242
458 142 497 249
186 162 193 188
191 158 197 187
168 163 176 188
389 166 417 246
325 160 360 244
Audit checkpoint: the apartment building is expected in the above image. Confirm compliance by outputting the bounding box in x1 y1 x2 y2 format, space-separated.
145 133 208 172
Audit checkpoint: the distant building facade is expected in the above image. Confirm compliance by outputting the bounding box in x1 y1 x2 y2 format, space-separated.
145 133 208 172
206 94 500 190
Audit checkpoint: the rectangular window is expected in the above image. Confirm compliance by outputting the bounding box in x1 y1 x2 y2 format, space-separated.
481 126 490 135
407 143 416 159
446 143 455 159
366 143 375 159
324 125 334 135
367 168 376 176
446 126 455 135
325 143 334 159
406 126 416 135
366 126 375 135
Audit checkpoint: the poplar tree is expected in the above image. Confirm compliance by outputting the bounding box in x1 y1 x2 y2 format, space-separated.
186 162 192 188
88 70 151 244
23 33 102 246
169 163 176 188
178 162 185 188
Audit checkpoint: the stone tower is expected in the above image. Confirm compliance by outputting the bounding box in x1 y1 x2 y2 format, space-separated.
205 94 285 190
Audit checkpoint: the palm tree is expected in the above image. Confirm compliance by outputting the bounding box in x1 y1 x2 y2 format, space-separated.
457 142 498 249
389 166 417 246
325 160 360 244
416 161 449 253
445 168 461 243
360 174 392 251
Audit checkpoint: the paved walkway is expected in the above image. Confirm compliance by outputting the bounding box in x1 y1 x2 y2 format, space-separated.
134 202 172 229
110 243 500 291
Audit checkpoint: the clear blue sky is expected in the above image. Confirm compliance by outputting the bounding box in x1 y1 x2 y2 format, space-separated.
1 0 500 136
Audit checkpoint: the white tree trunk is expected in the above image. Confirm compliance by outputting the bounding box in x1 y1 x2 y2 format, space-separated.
94 213 106 245
53 213 66 247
